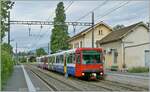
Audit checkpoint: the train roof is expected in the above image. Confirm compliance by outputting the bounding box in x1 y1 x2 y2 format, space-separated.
50 48 76 56
37 48 103 58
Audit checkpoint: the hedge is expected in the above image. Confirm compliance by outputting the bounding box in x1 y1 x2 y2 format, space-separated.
1 50 14 90
127 67 149 73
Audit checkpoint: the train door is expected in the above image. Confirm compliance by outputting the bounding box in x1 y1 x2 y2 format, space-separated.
64 53 67 74
75 53 82 76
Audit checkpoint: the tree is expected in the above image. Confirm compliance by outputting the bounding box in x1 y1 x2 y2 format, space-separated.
113 24 125 31
36 48 47 56
1 1 14 89
1 1 14 41
50 2 70 53
1 43 13 54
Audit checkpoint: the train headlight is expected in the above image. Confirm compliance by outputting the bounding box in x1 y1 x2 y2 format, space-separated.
82 73 85 76
100 72 103 75
92 73 96 76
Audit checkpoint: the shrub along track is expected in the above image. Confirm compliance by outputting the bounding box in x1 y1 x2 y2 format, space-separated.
27 64 148 91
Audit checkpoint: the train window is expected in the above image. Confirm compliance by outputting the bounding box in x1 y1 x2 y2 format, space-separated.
67 54 72 63
56 56 59 63
52 56 55 63
72 53 75 63
77 54 81 64
60 55 63 63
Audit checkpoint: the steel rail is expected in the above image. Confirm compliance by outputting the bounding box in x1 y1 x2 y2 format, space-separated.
28 65 81 91
28 67 59 91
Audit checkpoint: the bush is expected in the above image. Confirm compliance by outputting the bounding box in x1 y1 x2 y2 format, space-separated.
1 49 14 90
128 67 149 73
110 65 118 71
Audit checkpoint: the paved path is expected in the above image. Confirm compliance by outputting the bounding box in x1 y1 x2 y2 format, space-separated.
3 65 50 91
3 65 28 91
106 70 149 77
105 70 149 89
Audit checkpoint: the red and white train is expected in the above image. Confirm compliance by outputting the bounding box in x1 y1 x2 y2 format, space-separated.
36 48 105 79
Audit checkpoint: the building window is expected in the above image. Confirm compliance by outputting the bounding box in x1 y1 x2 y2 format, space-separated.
99 30 103 35
74 42 79 48
80 41 82 47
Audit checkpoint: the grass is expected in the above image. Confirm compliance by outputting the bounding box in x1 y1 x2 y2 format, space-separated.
127 67 149 73
110 65 118 71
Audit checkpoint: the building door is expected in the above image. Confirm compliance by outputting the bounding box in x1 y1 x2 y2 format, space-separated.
145 50 150 67
112 49 117 65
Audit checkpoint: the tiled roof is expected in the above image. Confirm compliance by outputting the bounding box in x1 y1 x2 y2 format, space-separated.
96 21 148 44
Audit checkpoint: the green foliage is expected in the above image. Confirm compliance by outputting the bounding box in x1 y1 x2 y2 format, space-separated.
29 56 36 62
110 65 118 71
113 24 125 31
36 48 47 56
128 67 149 73
50 2 70 53
1 1 14 90
1 43 13 54
1 1 14 40
1 45 14 90
19 56 27 63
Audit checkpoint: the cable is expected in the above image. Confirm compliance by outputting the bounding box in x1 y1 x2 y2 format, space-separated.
33 1 74 49
69 1 129 36
69 1 108 35
65 1 74 12
96 1 130 22
75 0 108 22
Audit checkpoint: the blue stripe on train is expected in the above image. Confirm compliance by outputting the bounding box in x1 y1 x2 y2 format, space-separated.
52 64 75 76
67 65 75 76
53 64 64 73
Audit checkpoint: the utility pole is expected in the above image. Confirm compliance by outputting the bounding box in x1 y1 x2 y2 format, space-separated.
92 12 94 48
8 11 10 45
15 42 18 64
48 43 50 54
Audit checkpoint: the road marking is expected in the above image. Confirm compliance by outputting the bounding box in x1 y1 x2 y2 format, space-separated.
106 73 149 80
22 65 36 92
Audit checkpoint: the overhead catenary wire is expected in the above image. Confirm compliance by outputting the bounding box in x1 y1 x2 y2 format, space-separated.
96 1 130 22
65 1 74 12
70 1 108 35
29 2 74 51
70 1 130 36
75 0 108 22
26 1 130 52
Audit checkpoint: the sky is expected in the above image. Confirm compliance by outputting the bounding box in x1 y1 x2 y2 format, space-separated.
3 0 149 53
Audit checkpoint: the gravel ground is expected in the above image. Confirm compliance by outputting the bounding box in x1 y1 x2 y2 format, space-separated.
25 67 52 91
106 73 149 89
28 64 149 91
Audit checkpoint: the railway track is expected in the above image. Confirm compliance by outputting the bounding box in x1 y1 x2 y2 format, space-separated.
27 64 149 91
29 65 115 91
26 65 81 91
71 75 148 91
29 69 58 91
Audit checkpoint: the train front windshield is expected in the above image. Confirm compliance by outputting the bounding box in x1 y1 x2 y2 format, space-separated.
82 50 102 64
